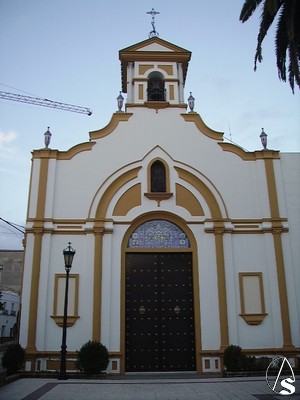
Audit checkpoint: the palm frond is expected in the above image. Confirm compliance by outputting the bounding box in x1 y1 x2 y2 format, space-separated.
275 6 288 81
240 0 263 22
276 0 300 92
254 0 282 70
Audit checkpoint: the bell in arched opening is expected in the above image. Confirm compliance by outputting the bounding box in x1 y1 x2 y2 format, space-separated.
147 71 165 101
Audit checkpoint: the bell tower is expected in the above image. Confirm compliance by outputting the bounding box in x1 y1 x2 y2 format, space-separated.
119 36 191 110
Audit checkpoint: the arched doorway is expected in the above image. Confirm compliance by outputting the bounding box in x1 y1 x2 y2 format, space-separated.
124 218 198 372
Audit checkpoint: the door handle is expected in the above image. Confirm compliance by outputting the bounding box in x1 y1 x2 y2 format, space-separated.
138 305 146 315
174 305 181 315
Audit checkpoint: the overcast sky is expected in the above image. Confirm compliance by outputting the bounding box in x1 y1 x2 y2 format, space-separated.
0 0 299 249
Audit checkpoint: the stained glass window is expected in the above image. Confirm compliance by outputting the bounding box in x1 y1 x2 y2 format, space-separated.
151 161 166 192
128 220 190 248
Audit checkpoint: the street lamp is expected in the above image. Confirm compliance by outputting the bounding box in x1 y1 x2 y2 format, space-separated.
58 242 76 380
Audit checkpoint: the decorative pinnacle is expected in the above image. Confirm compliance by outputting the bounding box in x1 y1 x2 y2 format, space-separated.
146 8 160 38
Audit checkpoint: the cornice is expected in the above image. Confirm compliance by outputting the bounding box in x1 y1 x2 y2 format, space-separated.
89 112 133 140
219 142 280 161
181 113 224 141
32 142 95 160
119 37 191 93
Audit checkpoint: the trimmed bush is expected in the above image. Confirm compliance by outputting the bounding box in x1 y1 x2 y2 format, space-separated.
2 343 25 375
76 341 109 375
223 345 248 372
224 345 274 372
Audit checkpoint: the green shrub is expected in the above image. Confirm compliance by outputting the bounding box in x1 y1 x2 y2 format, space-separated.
223 345 248 372
254 356 272 371
1 343 25 375
224 346 274 372
76 341 109 375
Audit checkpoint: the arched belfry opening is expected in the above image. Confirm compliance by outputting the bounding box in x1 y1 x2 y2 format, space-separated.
147 71 165 101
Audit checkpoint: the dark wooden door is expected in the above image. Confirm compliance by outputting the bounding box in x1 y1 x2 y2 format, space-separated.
125 252 196 372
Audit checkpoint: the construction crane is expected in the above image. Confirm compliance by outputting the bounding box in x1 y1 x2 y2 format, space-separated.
0 90 92 116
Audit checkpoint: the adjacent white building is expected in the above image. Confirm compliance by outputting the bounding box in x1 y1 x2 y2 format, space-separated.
0 291 19 340
19 36 300 374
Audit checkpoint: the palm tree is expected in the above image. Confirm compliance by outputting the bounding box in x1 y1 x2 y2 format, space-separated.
240 0 300 93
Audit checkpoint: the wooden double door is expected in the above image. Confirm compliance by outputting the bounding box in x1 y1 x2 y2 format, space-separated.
125 252 196 372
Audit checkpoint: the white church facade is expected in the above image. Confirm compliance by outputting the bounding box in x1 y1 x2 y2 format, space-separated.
19 36 300 374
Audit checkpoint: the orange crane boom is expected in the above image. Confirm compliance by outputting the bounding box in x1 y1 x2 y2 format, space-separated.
0 90 92 116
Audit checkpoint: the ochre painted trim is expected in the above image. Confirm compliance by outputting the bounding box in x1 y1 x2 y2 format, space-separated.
169 85 175 100
273 232 294 349
52 273 79 327
50 316 79 327
23 346 299 373
92 232 103 342
181 113 224 141
113 184 141 216
139 64 154 75
32 142 95 160
125 103 187 110
120 212 202 375
147 158 171 193
26 158 35 221
239 272 267 325
36 158 49 220
158 65 174 75
26 232 42 352
214 230 229 351
264 158 294 350
175 167 223 219
26 158 49 352
219 143 280 161
119 37 191 92
95 167 142 219
264 159 280 218
176 184 204 216
240 314 268 325
144 101 169 110
120 36 191 54
138 84 144 100
89 113 133 140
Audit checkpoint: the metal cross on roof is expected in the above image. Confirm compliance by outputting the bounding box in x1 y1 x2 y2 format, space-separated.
146 8 160 38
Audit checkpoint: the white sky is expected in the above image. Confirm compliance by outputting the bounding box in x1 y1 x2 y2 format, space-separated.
0 0 299 249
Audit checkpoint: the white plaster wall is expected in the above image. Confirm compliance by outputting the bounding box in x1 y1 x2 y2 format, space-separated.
25 105 300 361
196 228 221 350
229 233 284 349
34 233 95 352
27 159 40 219
47 108 271 222
279 153 300 347
44 159 57 219
106 225 128 352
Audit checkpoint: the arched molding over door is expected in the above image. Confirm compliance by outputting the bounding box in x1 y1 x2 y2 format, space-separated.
120 212 202 374
128 219 190 249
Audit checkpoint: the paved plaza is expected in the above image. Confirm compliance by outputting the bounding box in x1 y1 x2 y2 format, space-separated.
0 375 299 400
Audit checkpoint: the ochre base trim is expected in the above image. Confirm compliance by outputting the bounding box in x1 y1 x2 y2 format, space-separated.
50 315 80 327
240 313 268 325
144 192 173 206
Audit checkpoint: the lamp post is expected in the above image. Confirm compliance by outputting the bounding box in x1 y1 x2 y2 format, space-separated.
58 242 76 380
